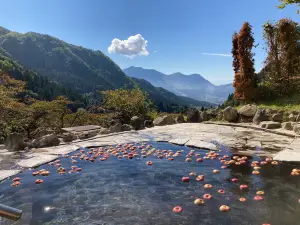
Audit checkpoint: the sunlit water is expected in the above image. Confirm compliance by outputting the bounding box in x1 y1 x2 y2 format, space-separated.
0 142 300 225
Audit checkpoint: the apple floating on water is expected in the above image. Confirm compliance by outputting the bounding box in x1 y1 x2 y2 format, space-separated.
182 176 190 182
240 184 248 190
35 179 44 184
194 198 205 206
231 178 238 183
204 184 213 189
11 181 21 187
254 195 264 201
256 191 264 195
172 206 182 213
219 205 230 212
239 197 247 202
218 189 225 194
13 177 21 182
185 158 192 162
213 169 220 174
203 194 212 200
196 158 203 162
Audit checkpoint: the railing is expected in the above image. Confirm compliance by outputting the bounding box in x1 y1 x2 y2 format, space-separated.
0 204 22 221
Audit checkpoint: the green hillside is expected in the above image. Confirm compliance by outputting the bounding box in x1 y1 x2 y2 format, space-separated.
0 26 214 110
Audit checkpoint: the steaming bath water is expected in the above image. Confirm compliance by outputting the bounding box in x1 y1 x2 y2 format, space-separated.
0 142 300 225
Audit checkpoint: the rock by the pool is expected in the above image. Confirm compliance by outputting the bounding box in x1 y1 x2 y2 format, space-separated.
175 114 185 123
238 104 257 117
31 134 60 148
78 130 99 139
99 128 111 135
153 115 176 126
253 109 268 125
186 108 200 123
130 116 145 130
144 120 154 128
260 121 281 129
4 133 26 150
272 113 283 122
109 122 123 133
282 122 293 131
62 132 77 142
223 106 238 122
288 113 297 122
121 124 133 131
200 111 208 121
294 124 300 135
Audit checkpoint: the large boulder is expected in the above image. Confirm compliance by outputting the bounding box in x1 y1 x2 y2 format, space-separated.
175 115 185 123
130 116 145 130
109 122 123 133
4 133 26 150
99 128 111 135
144 120 154 128
271 113 283 122
62 133 77 142
78 130 99 140
288 113 297 122
296 114 300 122
206 108 220 120
121 124 133 131
32 128 55 139
282 122 293 131
294 124 300 135
253 109 269 125
238 104 257 117
187 108 200 123
31 134 60 148
153 115 176 126
260 121 281 129
200 111 208 121
223 106 238 122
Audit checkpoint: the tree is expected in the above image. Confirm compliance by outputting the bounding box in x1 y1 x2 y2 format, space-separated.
101 87 153 123
232 22 257 102
263 18 300 96
277 0 300 14
0 72 26 141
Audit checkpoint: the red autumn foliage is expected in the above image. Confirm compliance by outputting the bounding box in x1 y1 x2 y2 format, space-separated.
232 22 256 102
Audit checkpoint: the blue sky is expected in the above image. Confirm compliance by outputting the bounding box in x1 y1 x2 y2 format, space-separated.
0 0 298 85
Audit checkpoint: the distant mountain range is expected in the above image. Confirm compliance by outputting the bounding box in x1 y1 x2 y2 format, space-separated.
0 26 215 110
124 66 234 104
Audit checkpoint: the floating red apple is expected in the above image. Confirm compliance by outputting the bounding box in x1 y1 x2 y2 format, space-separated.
172 206 182 213
218 189 225 194
182 176 190 182
240 184 248 190
35 179 44 184
254 195 264 201
239 197 247 202
231 178 238 183
203 194 212 200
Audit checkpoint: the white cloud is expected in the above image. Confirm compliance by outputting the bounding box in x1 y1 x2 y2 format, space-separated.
201 53 231 57
108 34 149 58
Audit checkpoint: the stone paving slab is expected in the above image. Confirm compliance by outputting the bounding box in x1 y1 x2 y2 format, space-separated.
17 155 59 168
0 170 22 182
169 139 190 146
185 140 218 151
31 145 80 155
